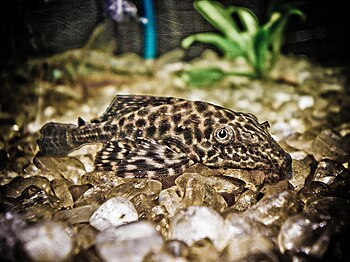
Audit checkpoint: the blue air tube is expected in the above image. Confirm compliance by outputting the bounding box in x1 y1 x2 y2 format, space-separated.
142 0 157 59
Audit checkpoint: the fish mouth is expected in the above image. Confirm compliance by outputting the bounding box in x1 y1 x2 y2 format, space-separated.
225 153 293 186
255 167 291 185
250 152 293 181
260 153 293 183
221 166 288 189
277 153 293 180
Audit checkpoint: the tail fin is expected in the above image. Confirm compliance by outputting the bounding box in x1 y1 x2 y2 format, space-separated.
37 123 78 156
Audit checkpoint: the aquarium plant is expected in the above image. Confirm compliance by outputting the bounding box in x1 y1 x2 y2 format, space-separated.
181 0 304 86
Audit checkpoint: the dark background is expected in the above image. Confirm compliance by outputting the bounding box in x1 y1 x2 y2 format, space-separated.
1 0 349 71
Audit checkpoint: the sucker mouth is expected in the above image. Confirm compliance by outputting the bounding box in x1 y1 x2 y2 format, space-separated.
220 167 282 189
241 162 292 182
277 168 292 181
224 166 288 176
279 153 293 180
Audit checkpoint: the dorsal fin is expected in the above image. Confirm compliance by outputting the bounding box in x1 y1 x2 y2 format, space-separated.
91 95 182 123
77 117 86 127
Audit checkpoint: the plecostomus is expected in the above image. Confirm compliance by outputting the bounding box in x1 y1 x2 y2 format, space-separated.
37 95 292 180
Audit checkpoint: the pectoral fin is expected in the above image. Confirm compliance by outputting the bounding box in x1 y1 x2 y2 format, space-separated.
95 138 192 178
94 138 136 171
117 138 192 178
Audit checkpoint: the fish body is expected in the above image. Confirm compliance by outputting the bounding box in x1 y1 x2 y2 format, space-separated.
37 95 292 179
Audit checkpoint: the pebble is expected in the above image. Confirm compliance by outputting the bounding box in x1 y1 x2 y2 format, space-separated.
297 181 331 203
51 178 74 208
163 239 190 258
96 221 164 262
34 156 86 184
176 172 244 207
169 206 231 251
298 95 314 110
158 186 183 217
243 190 303 227
130 193 157 219
74 185 111 207
272 91 292 109
18 221 73 262
0 170 18 186
290 157 313 190
232 189 257 211
278 214 332 258
285 130 318 152
20 202 57 223
312 159 344 185
69 184 93 201
224 235 278 261
2 176 51 198
309 129 348 162
53 205 98 224
72 224 99 252
0 212 27 261
225 213 278 241
90 197 138 231
81 170 125 187
189 238 221 261
304 197 350 224
330 169 350 198
175 173 228 213
106 179 162 200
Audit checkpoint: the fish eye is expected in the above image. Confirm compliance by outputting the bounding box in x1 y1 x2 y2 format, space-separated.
214 126 234 145
218 129 227 138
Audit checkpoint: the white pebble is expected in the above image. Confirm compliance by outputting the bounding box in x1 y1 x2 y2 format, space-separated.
273 92 292 109
96 221 164 262
44 106 56 117
19 221 72 262
90 197 138 231
169 206 231 251
298 95 314 110
158 187 182 217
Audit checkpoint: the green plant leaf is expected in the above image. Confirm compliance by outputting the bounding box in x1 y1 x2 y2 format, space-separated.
267 0 304 18
264 8 305 70
233 7 259 35
181 33 244 59
178 67 254 87
252 27 270 78
181 0 305 80
194 0 245 47
179 67 226 87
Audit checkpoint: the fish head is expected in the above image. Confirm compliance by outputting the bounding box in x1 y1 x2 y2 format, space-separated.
202 109 292 180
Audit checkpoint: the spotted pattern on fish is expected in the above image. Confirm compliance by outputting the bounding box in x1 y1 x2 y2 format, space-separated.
37 95 292 179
